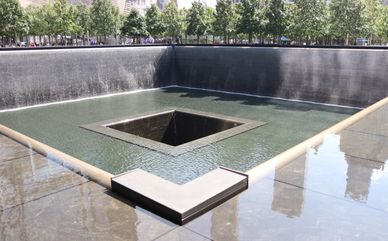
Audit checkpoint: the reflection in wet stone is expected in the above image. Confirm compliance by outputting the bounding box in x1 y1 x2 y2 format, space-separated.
211 197 238 241
345 156 384 203
272 157 306 218
271 181 304 218
340 130 388 163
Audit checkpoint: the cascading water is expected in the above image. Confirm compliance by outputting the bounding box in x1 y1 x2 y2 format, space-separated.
0 46 173 110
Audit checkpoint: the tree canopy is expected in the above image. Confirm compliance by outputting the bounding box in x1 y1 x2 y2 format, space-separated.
266 0 287 42
0 0 26 41
186 1 207 42
145 4 165 37
3 0 388 46
214 0 236 43
90 0 119 38
162 2 185 42
121 9 148 42
329 0 364 45
293 0 327 43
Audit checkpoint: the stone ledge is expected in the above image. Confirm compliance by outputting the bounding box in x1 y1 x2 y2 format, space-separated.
111 167 248 225
81 107 265 156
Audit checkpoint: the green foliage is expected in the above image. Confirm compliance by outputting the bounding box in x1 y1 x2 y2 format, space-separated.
186 1 207 42
236 0 262 43
145 4 165 37
0 0 25 39
121 9 148 41
15 9 29 37
213 0 236 43
162 2 185 41
329 0 365 45
76 4 92 36
91 0 120 37
42 4 57 36
376 6 388 42
362 0 381 41
293 0 327 42
204 7 214 36
3 0 388 46
266 0 287 42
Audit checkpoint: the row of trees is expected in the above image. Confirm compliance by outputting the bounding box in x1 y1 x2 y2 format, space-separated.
0 0 121 45
2 0 388 46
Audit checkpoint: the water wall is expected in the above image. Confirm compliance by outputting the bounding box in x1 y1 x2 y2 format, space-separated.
174 46 388 107
0 46 173 110
1 45 388 110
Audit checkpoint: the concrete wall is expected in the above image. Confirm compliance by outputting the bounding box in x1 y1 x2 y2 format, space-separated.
174 46 388 107
0 46 173 110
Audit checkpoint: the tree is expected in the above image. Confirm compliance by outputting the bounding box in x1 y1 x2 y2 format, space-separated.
236 0 261 43
162 2 184 42
121 9 148 43
0 0 25 44
51 0 81 45
293 0 327 44
91 0 120 43
204 6 215 43
376 6 388 43
266 0 287 43
329 0 365 45
25 4 58 45
213 0 237 43
44 4 57 44
186 1 207 43
15 10 29 40
283 2 297 41
26 6 46 36
76 4 92 45
145 4 165 37
53 0 68 43
362 0 381 44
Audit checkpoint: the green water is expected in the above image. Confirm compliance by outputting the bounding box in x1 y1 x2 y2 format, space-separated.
0 87 358 184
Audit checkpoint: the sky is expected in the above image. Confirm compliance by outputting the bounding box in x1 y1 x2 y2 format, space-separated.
177 0 217 9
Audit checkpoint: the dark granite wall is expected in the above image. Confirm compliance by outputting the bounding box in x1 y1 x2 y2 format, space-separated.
1 46 387 110
174 46 388 107
0 46 173 110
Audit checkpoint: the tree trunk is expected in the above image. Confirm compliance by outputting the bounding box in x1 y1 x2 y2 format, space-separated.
197 35 200 44
14 32 18 46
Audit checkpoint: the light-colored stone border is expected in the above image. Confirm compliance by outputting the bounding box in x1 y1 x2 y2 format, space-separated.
111 166 248 225
246 96 388 184
0 124 113 188
81 107 265 156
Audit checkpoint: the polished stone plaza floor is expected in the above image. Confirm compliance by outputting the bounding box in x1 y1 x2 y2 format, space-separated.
0 102 387 241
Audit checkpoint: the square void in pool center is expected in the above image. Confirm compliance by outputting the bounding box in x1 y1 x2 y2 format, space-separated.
82 108 266 156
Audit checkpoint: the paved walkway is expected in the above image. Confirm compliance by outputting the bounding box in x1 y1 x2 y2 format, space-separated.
1 103 387 241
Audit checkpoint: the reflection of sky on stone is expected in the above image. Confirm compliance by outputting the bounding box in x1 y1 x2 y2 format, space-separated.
305 133 388 206
371 168 387 183
306 134 348 195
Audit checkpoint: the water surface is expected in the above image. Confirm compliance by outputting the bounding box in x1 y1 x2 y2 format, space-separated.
0 87 358 184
